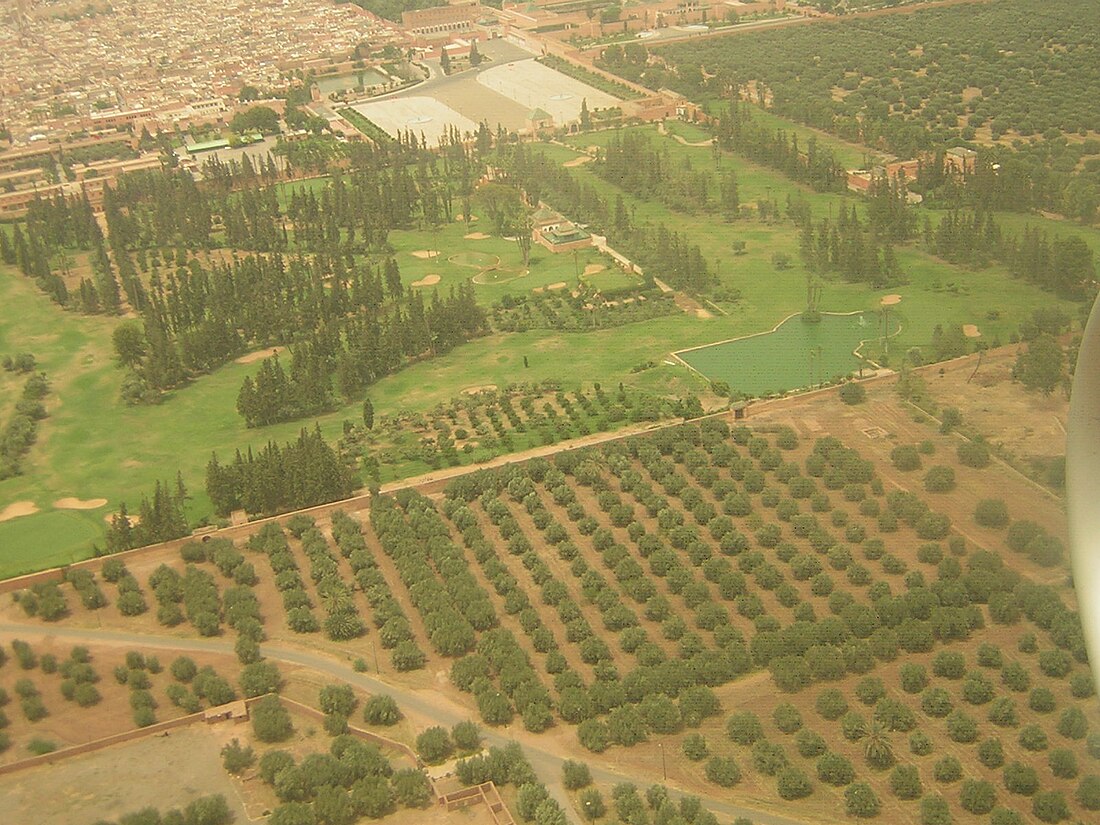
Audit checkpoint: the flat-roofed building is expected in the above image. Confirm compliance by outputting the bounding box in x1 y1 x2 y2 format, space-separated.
402 1 481 36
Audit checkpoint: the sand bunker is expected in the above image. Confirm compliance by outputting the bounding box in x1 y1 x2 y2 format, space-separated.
455 214 478 223
532 287 544 294
462 384 497 395
564 156 593 168
411 274 441 287
411 250 440 260
55 497 108 510
547 282 568 291
583 264 606 276
464 232 490 240
963 324 981 338
236 347 279 364
880 294 902 306
0 501 38 522
104 512 142 526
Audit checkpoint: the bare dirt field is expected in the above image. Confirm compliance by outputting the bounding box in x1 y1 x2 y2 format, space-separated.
918 346 1067 474
0 726 248 825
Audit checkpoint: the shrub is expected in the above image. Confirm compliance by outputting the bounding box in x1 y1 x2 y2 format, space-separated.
363 695 401 726
26 738 57 755
727 711 763 745
1057 707 1088 740
891 445 921 471
776 767 813 800
933 755 962 783
920 687 953 718
773 703 802 734
1077 774 1100 810
900 664 928 693
909 731 933 756
705 756 741 787
252 695 293 743
1029 688 1057 713
839 383 866 405
960 779 997 814
817 752 855 786
562 760 592 790
979 738 1005 768
1032 790 1069 823
221 739 256 775
890 764 922 799
682 733 708 761
923 466 956 493
815 689 848 721
974 499 1009 528
946 710 978 743
958 441 991 468
920 794 951 825
1049 748 1078 779
796 729 826 758
1019 725 1049 752
845 782 880 818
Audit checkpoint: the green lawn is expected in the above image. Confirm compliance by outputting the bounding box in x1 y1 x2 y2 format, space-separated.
0 509 105 577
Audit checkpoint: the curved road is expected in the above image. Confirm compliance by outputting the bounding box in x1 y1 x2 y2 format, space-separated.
0 621 811 825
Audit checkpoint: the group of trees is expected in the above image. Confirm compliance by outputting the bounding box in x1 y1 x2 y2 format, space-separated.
917 210 1095 298
259 731 432 825
86 795 232 825
205 426 355 517
0 370 48 480
105 477 190 553
502 143 716 293
798 203 904 288
651 0 1100 219
714 100 847 193
595 131 740 216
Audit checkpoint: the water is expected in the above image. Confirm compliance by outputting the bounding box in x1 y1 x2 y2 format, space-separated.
676 311 894 396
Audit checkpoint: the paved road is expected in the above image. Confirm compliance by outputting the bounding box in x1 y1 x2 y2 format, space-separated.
0 621 812 825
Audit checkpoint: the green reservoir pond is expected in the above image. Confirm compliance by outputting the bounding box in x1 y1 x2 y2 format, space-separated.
676 311 895 396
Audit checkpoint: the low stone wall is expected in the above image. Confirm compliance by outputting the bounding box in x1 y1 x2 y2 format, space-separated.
0 711 203 778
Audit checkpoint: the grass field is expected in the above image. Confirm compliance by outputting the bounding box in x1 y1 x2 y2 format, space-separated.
557 125 1082 361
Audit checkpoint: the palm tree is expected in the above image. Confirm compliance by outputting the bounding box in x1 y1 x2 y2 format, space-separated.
863 719 895 769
